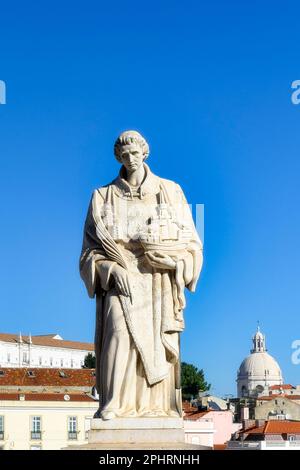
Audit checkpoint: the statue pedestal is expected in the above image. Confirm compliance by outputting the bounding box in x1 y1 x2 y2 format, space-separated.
63 418 210 449
88 417 185 445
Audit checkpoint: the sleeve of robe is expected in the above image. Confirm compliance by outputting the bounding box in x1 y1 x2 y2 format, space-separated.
79 190 116 298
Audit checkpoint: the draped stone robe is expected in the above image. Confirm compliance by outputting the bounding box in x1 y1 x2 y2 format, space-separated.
80 164 202 417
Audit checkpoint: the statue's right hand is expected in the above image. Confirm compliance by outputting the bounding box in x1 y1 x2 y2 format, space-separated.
111 265 132 300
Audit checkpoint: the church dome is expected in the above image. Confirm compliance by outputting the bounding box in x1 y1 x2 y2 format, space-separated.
237 327 283 397
238 351 282 380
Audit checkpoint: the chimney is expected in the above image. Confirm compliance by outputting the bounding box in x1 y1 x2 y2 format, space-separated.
241 406 249 420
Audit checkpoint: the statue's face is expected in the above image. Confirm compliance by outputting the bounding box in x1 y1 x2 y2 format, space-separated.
119 143 144 172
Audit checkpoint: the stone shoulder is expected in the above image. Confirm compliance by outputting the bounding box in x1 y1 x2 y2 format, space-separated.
158 176 182 192
92 181 115 200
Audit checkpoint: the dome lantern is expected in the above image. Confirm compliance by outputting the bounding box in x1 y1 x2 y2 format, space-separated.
251 325 266 353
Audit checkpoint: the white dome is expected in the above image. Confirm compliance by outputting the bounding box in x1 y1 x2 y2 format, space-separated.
238 352 282 380
237 328 283 397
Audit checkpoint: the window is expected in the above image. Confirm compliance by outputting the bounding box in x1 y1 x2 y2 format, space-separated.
23 352 28 364
39 357 42 366
61 359 64 367
50 357 53 366
71 359 74 368
0 371 5 376
31 416 42 440
27 371 35 378
7 353 10 363
0 416 4 440
68 417 77 440
289 435 296 442
277 414 286 420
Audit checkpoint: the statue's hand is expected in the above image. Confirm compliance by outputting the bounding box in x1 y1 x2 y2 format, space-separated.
145 251 176 270
111 265 132 299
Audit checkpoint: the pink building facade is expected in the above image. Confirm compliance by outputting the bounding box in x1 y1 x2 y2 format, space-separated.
184 410 241 448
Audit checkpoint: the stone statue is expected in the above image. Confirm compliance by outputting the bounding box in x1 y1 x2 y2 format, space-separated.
80 130 203 421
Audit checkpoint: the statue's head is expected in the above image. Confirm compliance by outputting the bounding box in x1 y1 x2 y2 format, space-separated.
114 130 149 172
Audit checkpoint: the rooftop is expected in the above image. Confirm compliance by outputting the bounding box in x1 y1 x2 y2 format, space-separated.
0 367 96 387
241 421 300 436
269 384 294 390
0 333 94 351
265 421 300 434
0 391 96 402
258 394 300 401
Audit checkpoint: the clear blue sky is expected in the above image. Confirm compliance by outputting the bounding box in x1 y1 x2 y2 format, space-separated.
1 1 300 396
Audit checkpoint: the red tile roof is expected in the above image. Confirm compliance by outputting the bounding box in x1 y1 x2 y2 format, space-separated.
0 392 96 402
258 394 300 401
214 444 227 450
0 333 94 351
183 409 214 420
269 384 294 390
182 401 198 413
265 421 300 434
0 393 18 400
241 421 300 437
0 368 95 387
244 424 266 435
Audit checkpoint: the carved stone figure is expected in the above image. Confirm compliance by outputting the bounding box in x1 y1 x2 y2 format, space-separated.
80 130 203 421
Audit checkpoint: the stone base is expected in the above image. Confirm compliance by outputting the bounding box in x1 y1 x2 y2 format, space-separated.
88 417 185 445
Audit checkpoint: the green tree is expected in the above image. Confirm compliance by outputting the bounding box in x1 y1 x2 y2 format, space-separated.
83 352 96 369
181 362 210 400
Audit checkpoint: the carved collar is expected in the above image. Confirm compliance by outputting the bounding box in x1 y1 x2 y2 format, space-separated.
112 163 161 199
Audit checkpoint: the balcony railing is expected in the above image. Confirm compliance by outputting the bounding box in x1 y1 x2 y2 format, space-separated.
0 431 4 440
31 431 42 440
264 441 286 447
68 431 78 440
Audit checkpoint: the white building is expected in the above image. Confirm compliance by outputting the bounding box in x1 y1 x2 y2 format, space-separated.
228 420 300 450
237 327 283 398
0 392 98 450
0 333 94 369
0 367 98 450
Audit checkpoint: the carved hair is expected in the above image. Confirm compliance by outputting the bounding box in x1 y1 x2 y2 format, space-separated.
114 130 150 163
